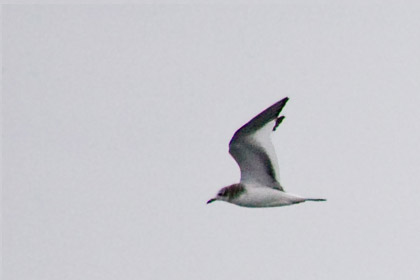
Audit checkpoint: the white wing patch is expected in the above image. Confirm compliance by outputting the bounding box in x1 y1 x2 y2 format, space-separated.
250 119 280 181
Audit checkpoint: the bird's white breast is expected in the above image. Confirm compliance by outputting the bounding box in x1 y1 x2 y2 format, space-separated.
231 184 305 208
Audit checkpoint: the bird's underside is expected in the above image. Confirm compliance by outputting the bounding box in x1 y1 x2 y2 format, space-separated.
207 97 326 208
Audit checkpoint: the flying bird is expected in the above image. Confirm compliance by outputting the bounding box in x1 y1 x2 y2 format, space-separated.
207 97 326 208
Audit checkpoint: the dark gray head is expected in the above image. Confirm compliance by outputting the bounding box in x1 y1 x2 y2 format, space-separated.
207 184 246 204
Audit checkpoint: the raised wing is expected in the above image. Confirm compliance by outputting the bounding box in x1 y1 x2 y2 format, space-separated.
228 97 289 190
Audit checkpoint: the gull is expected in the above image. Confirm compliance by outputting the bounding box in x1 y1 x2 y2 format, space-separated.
207 97 326 208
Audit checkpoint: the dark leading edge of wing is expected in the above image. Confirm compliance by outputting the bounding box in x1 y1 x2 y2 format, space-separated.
228 97 289 189
229 97 289 143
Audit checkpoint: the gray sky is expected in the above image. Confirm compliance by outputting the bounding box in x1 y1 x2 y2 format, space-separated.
3 3 420 280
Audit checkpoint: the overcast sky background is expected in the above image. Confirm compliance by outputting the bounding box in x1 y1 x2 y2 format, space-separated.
3 3 420 280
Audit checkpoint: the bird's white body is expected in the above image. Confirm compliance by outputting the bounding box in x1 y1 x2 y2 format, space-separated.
229 184 305 208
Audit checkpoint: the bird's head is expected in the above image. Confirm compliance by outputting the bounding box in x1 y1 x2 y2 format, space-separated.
206 188 228 204
207 184 245 204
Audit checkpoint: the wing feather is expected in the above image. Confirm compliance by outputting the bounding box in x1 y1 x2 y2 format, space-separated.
228 98 289 190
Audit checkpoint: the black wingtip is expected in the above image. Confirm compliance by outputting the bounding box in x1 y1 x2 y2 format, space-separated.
281 97 289 104
230 97 290 141
273 116 285 131
275 97 289 111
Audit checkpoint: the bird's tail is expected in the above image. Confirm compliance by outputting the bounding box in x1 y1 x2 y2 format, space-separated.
305 198 327 202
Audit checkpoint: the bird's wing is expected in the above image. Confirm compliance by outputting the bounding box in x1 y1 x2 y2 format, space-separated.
229 97 289 190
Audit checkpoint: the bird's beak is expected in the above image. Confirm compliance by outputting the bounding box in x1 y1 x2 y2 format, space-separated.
207 198 216 204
